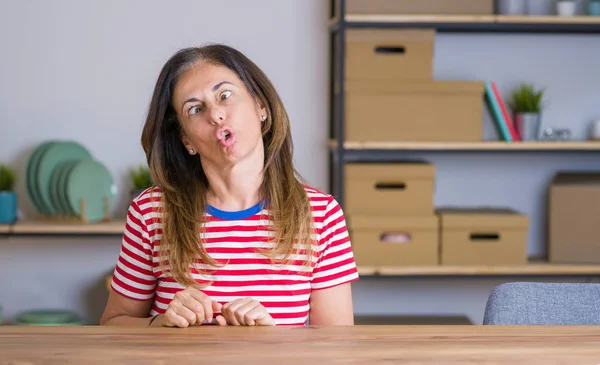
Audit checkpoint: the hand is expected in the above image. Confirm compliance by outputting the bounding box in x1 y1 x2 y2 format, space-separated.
215 297 275 326
153 287 223 328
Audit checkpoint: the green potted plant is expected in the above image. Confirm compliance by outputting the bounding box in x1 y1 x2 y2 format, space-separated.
0 164 17 224
129 164 153 201
509 83 545 141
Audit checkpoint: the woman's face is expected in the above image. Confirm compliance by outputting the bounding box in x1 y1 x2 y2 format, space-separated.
173 61 266 168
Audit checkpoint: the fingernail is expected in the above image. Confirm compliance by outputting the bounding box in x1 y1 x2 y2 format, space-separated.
208 316 213 323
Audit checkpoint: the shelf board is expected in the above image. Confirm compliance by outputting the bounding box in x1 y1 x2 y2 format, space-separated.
0 224 10 234
10 220 126 235
330 140 600 151
336 14 600 33
358 262 600 277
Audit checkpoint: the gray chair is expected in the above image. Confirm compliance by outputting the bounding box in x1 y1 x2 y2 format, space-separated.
483 282 600 325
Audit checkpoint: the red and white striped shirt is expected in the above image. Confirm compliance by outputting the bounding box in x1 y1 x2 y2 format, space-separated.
110 186 359 326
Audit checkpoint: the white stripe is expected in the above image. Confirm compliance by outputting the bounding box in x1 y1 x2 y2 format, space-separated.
121 232 151 259
120 250 153 271
202 231 274 239
155 291 311 303
311 272 359 290
275 317 308 325
116 260 156 282
111 281 154 301
267 305 310 314
194 274 313 282
113 269 156 291
313 262 357 280
160 281 310 292
319 251 354 269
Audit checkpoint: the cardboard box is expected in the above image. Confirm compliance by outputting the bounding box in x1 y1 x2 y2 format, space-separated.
345 162 435 216
348 215 439 267
345 29 435 82
345 0 494 15
345 80 484 142
438 208 529 266
549 172 600 264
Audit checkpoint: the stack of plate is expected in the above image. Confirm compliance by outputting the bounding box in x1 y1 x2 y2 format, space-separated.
15 309 83 326
26 140 116 223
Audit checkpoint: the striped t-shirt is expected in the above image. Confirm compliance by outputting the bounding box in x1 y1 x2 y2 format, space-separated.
110 186 359 326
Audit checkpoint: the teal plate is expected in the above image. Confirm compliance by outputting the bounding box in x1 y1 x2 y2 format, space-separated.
36 141 92 216
58 160 80 217
66 160 116 223
25 141 57 215
49 161 74 216
16 309 80 325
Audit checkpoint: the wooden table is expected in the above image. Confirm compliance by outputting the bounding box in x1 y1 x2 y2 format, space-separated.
1 326 600 364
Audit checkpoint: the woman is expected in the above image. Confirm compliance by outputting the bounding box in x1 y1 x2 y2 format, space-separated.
100 44 359 327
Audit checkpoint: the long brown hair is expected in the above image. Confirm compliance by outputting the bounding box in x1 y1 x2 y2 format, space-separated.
141 45 314 286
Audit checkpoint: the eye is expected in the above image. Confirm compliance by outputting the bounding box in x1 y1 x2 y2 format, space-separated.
188 105 202 116
220 90 232 100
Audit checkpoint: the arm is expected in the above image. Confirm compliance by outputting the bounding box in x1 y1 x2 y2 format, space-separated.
309 283 354 325
100 291 155 326
309 196 359 326
100 197 158 326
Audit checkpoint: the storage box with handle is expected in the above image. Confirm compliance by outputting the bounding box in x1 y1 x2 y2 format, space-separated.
438 208 529 266
348 215 439 267
345 79 485 142
345 29 435 82
345 162 435 216
344 0 494 15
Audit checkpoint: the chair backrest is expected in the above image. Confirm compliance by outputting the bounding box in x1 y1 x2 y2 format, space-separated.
483 282 600 325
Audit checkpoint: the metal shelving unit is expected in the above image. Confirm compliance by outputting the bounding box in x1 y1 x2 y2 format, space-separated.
328 0 600 208
327 1 600 277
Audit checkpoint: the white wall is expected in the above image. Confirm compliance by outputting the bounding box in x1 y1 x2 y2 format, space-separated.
1 0 600 325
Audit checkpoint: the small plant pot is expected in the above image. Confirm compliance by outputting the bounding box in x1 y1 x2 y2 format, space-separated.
497 0 527 15
0 191 17 224
515 112 542 141
589 0 600 15
557 0 577 16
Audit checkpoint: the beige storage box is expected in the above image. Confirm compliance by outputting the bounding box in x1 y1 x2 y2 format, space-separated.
345 0 494 15
345 29 435 82
549 172 600 264
345 162 435 216
345 80 484 142
438 208 529 266
349 215 439 267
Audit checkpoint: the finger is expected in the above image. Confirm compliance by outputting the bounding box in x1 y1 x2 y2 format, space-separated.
235 300 259 326
188 289 213 323
223 298 251 326
246 306 276 326
164 307 190 328
170 302 197 326
215 315 228 326
178 294 206 324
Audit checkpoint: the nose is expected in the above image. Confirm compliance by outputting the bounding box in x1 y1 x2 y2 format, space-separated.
209 105 226 126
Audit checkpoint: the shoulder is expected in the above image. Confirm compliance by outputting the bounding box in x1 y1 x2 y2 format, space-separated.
127 186 163 235
302 185 342 219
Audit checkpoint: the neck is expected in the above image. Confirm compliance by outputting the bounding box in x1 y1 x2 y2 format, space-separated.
202 143 265 212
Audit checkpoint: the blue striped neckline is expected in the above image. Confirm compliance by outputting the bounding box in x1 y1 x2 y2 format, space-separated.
206 201 264 220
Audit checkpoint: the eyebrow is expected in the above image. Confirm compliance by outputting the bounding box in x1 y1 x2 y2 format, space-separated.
180 81 234 113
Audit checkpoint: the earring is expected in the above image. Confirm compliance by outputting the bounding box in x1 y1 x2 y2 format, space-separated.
261 114 266 122
189 148 195 155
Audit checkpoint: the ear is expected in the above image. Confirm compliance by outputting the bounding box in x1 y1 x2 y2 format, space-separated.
256 100 267 121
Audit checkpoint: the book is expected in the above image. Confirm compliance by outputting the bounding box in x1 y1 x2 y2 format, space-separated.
484 81 512 142
490 82 520 141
